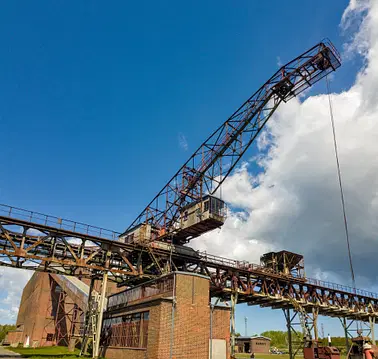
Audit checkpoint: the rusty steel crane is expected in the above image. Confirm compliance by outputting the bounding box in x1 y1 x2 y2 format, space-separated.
121 40 341 245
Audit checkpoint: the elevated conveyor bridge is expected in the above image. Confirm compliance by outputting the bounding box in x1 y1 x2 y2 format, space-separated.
1 204 377 323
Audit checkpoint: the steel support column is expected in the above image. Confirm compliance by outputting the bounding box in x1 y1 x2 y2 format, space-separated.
369 316 376 343
283 305 318 359
341 318 373 344
93 272 108 359
93 250 110 359
312 308 319 341
285 308 293 359
341 317 351 353
80 277 96 356
230 292 238 358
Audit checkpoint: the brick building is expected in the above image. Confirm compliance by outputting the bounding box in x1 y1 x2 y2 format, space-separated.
7 270 230 358
101 272 230 359
235 336 271 354
6 271 119 348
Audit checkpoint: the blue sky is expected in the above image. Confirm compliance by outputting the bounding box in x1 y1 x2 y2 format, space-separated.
0 0 366 335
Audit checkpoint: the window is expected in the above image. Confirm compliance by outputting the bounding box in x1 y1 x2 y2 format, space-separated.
46 333 54 342
204 200 209 212
210 197 224 215
102 311 149 349
125 233 134 243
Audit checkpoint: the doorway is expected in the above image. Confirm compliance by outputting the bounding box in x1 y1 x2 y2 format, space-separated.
244 342 250 353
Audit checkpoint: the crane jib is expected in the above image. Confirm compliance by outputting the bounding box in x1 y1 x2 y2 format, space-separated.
122 40 341 245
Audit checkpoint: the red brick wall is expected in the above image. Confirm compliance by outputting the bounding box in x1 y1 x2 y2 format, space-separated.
212 307 230 357
16 272 87 347
17 272 55 347
100 273 230 359
100 347 146 359
5 331 23 346
149 273 214 359
156 301 172 359
251 338 270 353
173 274 211 359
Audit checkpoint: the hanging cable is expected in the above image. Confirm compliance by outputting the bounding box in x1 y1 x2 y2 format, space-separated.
326 75 361 334
325 76 356 289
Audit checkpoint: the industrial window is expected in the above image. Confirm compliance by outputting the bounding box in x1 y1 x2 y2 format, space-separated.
125 233 134 243
102 311 149 349
46 333 54 342
209 197 224 216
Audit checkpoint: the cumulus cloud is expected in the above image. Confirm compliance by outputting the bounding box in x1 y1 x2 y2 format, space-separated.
0 0 376 323
0 267 31 324
192 0 378 288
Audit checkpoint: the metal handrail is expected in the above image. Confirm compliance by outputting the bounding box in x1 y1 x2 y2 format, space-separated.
306 277 378 299
0 203 120 240
1 203 377 299
198 250 378 299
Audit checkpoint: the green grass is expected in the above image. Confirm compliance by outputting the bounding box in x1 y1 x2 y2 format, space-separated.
8 346 84 359
235 354 347 359
235 355 290 359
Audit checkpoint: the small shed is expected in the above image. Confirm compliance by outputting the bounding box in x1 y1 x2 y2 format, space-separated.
235 335 271 354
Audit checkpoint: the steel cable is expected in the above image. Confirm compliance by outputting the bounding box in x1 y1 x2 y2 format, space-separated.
326 75 359 331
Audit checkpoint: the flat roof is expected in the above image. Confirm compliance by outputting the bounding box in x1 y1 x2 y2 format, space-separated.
236 336 271 341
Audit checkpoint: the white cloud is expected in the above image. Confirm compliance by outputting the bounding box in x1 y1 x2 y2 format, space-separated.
1 0 377 325
192 0 378 288
0 267 31 324
178 132 188 151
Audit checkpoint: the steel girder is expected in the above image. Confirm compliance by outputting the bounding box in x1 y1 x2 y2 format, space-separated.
1 211 378 322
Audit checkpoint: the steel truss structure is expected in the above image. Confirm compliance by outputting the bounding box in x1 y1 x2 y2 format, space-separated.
284 303 319 359
2 204 378 358
126 40 341 243
42 275 85 348
1 204 378 323
340 317 376 351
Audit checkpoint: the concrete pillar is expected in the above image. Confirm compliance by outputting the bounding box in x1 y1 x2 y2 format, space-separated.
230 292 238 358
93 271 108 359
312 308 319 341
80 277 96 356
369 317 376 343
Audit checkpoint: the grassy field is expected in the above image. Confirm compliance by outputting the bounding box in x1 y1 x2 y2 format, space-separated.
235 355 290 359
6 347 345 359
7 347 290 359
8 346 83 359
235 354 347 359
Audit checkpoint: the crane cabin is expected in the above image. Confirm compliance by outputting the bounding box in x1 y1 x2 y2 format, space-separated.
173 195 226 244
120 195 226 245
119 223 159 244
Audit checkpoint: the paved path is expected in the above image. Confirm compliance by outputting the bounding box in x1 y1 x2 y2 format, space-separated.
0 347 22 358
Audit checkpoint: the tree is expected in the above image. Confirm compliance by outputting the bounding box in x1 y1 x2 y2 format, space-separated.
260 330 288 348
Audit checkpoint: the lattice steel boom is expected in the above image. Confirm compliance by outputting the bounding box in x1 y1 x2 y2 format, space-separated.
125 40 341 244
